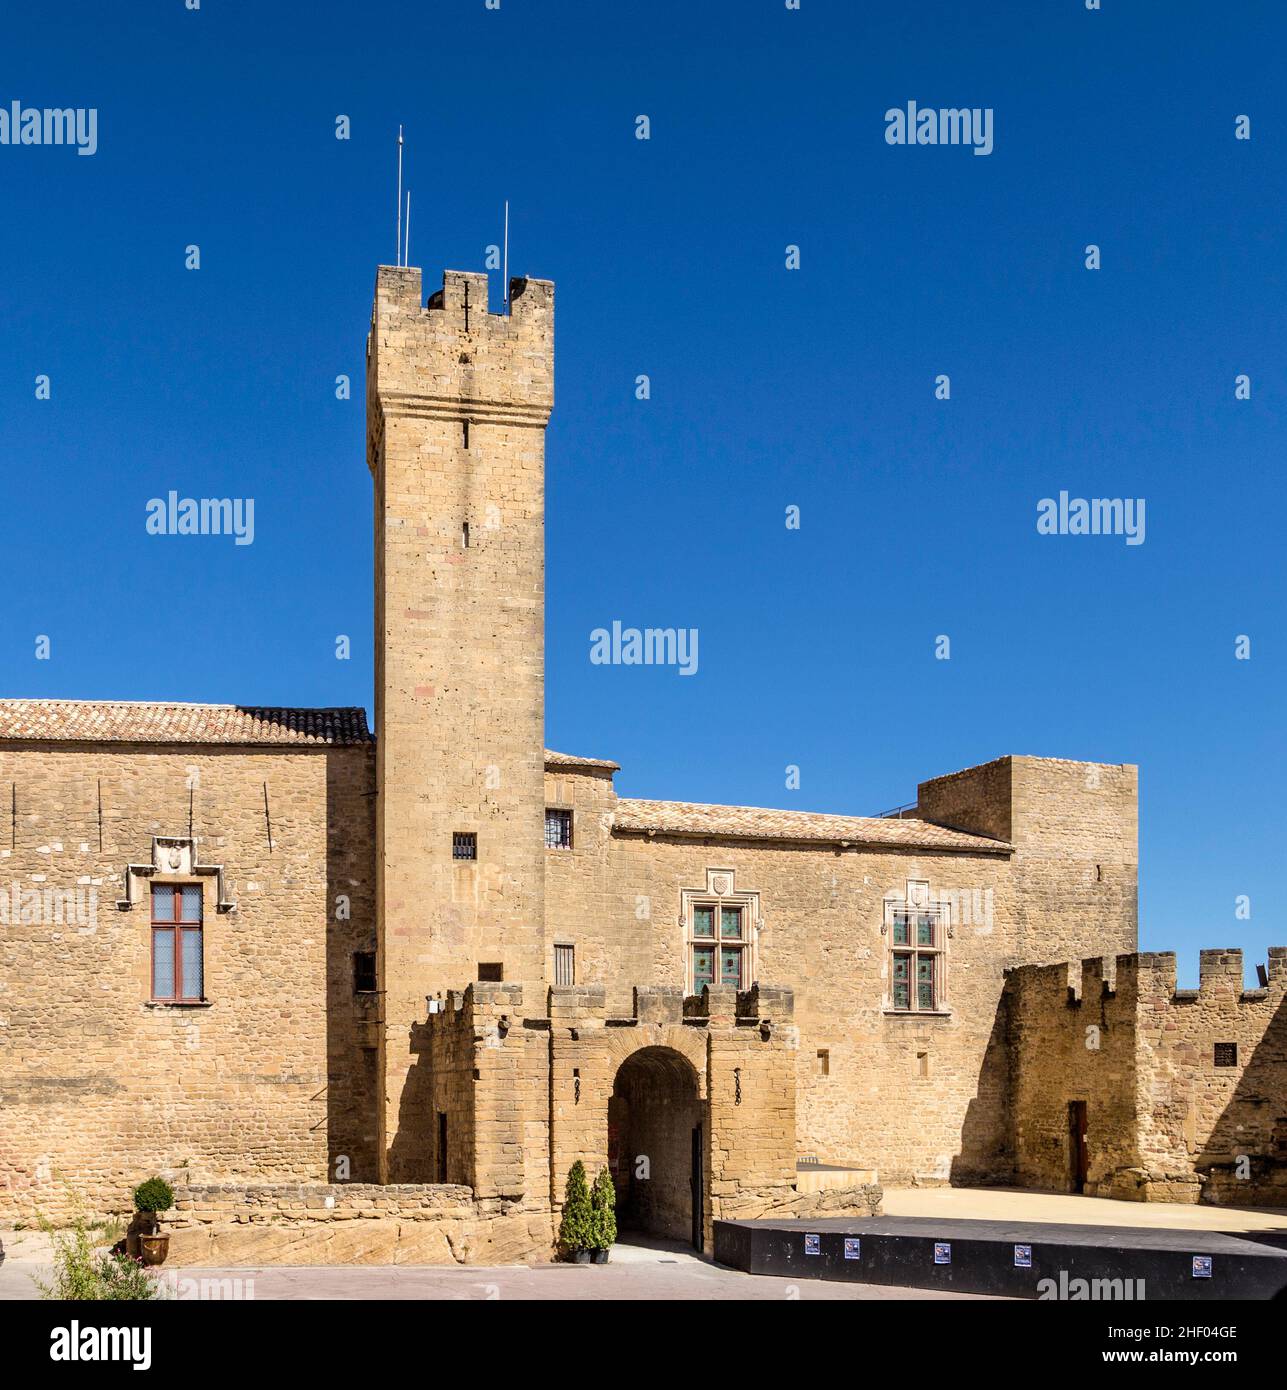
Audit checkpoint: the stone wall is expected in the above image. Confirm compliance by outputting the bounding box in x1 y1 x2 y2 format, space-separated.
1135 948 1287 1204
0 742 377 1223
164 1182 553 1266
369 266 554 1182
1006 948 1287 1205
160 1175 878 1267
1006 956 1140 1195
153 979 875 1268
544 756 1138 1187
919 755 1139 968
420 980 854 1254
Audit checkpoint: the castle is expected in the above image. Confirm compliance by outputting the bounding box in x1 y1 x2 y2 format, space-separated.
1 267 1282 1262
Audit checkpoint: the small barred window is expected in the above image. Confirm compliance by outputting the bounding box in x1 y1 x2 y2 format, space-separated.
554 944 575 986
545 808 573 849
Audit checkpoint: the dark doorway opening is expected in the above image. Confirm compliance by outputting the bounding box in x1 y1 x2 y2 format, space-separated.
608 1047 703 1247
1068 1100 1089 1192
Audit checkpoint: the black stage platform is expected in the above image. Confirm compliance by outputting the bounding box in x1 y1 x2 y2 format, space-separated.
714 1214 1287 1299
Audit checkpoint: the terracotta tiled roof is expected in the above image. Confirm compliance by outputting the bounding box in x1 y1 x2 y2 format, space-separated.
0 699 372 746
544 749 620 772
612 798 1011 853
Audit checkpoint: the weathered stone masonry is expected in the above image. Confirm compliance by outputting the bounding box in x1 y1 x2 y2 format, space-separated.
1 262 1280 1260
0 723 375 1221
1007 948 1287 1204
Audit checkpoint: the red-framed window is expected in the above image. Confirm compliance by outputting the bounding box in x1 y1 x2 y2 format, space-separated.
151 884 204 1002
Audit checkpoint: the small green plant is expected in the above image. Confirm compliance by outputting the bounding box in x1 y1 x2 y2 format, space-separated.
89 1216 126 1246
589 1167 617 1250
132 1177 174 1216
93 1251 166 1300
35 1211 163 1301
558 1160 594 1256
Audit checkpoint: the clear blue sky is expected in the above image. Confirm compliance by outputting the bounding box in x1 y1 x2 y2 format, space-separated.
1 1 1282 982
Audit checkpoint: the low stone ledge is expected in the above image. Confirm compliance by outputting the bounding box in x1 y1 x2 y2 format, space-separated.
169 1182 477 1227
163 1185 555 1266
716 1182 883 1222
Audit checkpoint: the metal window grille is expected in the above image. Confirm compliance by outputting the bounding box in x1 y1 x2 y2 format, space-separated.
554 944 575 986
545 809 573 849
151 883 204 1002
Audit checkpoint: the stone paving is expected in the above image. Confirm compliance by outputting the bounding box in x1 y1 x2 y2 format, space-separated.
0 1233 996 1302
10 1189 1283 1302
881 1186 1287 1233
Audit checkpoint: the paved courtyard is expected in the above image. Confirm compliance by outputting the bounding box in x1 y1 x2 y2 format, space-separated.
9 1188 1284 1302
0 1231 996 1302
881 1185 1287 1233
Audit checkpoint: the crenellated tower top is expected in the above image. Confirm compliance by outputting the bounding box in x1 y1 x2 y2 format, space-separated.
367 267 553 464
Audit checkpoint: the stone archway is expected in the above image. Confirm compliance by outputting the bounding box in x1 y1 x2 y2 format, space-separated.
608 1046 703 1246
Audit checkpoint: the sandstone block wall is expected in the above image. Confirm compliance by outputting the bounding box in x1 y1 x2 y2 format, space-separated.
1007 947 1287 1204
165 1182 553 1266
1136 948 1287 1204
547 812 1012 1183
542 755 1138 1187
919 755 1138 967
0 742 376 1222
370 266 553 1181
424 980 810 1253
1006 955 1140 1194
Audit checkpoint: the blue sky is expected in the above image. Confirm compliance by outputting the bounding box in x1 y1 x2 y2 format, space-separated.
1 1 1282 982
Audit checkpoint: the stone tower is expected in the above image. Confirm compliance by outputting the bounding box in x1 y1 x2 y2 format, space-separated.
367 266 554 1180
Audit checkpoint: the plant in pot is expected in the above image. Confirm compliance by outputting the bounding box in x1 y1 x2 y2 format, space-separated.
130 1178 174 1266
589 1167 617 1264
558 1161 594 1264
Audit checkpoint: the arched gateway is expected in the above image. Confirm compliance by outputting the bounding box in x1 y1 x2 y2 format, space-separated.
609 1046 704 1247
419 980 864 1259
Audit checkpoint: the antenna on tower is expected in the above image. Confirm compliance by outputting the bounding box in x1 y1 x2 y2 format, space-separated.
404 190 411 270
395 125 404 266
502 199 510 309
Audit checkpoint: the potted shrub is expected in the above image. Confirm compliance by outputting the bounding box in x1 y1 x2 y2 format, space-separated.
589 1167 617 1264
558 1161 593 1264
130 1178 174 1266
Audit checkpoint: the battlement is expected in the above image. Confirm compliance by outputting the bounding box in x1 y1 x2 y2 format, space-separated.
368 266 554 433
373 265 553 325
427 979 796 1029
1008 947 1287 1010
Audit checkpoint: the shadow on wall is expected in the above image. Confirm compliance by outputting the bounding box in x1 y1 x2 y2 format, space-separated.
950 993 1016 1188
325 748 379 1183
386 1022 446 1184
1199 991 1287 1205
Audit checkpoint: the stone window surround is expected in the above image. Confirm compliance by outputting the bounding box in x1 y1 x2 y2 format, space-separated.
117 835 236 914
679 868 761 996
117 836 233 1010
882 878 953 1018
